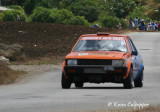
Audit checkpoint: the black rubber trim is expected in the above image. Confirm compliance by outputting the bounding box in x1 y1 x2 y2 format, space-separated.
64 66 127 76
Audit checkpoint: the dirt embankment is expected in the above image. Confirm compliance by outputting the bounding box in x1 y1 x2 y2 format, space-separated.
0 22 127 60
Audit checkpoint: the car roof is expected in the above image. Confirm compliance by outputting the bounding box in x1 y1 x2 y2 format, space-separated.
81 33 127 37
79 33 128 40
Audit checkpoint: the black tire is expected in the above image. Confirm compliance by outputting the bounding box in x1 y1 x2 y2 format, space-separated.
61 73 72 89
134 71 143 87
123 68 134 89
75 82 84 88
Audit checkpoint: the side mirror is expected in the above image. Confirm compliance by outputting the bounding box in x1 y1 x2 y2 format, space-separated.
131 51 138 56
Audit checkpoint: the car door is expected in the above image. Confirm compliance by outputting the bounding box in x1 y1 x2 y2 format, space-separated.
129 38 144 79
127 37 139 79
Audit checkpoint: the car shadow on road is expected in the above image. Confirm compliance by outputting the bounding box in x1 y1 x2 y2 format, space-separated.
72 86 125 89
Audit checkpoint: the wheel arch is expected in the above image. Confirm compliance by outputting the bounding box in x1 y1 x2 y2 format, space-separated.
123 62 133 79
62 61 69 79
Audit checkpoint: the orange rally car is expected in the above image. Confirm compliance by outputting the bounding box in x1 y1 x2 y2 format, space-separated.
61 33 144 89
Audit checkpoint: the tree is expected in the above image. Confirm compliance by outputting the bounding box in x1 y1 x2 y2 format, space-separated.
24 0 64 14
24 0 37 14
146 0 160 20
10 0 25 6
134 0 147 6
59 0 79 9
100 0 136 18
1 0 25 6
68 0 99 23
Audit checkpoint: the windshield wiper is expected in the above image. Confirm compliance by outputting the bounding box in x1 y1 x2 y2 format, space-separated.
84 49 99 51
75 49 98 52
108 49 123 52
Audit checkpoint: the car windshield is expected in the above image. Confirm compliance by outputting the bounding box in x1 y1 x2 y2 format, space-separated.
73 39 128 52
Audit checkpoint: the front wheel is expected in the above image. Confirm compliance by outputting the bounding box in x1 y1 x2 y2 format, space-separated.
61 73 72 89
123 68 134 89
134 71 143 87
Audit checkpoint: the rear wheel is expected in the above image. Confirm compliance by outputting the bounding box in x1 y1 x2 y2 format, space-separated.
123 68 134 89
75 82 84 88
61 73 72 89
134 71 143 87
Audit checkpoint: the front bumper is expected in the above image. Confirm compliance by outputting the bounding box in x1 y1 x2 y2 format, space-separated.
64 65 127 83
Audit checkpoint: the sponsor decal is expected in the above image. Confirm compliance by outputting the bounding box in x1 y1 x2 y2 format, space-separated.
89 53 107 55
81 37 124 40
78 53 89 56
82 37 102 40
79 53 107 56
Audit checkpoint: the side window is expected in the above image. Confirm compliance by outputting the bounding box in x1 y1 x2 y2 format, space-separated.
129 38 138 53
126 38 132 54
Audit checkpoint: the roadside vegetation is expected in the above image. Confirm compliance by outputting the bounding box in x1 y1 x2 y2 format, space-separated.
0 0 159 28
0 63 23 84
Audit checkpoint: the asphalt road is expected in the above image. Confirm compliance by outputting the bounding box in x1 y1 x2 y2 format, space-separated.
0 32 160 112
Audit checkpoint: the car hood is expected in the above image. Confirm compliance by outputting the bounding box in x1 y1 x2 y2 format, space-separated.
66 51 126 60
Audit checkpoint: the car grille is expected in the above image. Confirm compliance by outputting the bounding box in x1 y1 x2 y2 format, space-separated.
77 59 112 65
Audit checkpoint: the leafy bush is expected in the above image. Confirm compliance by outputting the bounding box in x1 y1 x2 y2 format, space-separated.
63 16 89 26
48 9 60 23
68 0 99 23
2 9 26 21
7 5 24 12
30 7 51 22
145 18 152 23
101 16 121 28
120 18 125 28
56 9 75 24
30 7 89 26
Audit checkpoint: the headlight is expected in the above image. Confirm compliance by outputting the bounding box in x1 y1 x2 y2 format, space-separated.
112 60 125 66
67 59 77 65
